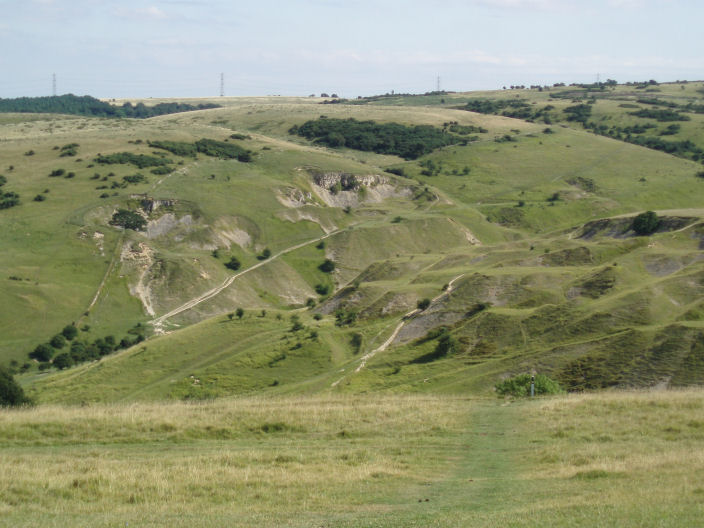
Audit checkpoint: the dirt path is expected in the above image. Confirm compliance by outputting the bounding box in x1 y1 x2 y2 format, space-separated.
331 273 465 387
78 232 125 324
150 227 346 332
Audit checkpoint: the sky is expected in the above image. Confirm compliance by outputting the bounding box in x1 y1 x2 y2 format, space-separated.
1 0 702 98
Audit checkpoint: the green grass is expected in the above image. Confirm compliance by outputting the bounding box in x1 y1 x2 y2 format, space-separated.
2 84 704 398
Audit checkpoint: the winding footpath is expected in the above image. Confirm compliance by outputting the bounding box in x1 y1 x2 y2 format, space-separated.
331 273 465 387
150 227 346 332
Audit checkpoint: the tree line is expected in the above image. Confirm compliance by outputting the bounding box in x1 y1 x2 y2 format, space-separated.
0 94 220 119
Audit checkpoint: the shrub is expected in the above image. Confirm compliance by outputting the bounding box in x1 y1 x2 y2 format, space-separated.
236 307 244 319
315 284 329 295
632 211 660 235
417 298 431 310
0 366 31 406
350 332 363 353
319 259 335 273
225 256 241 271
495 373 564 397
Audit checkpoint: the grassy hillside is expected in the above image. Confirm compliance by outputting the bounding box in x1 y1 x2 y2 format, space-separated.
2 83 704 401
1 391 702 527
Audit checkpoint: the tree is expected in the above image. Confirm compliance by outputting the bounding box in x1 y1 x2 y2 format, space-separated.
236 307 244 320
319 259 335 273
29 343 53 362
62 325 78 341
417 298 431 310
50 334 66 349
632 211 660 235
0 366 31 406
52 353 74 370
225 256 241 271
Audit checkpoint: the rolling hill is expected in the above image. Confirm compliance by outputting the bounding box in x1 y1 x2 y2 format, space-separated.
2 82 704 403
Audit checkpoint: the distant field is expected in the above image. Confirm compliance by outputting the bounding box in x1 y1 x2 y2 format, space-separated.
1 390 702 527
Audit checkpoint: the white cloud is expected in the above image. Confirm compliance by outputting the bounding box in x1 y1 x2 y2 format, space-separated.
113 5 168 20
469 0 574 10
136 6 167 18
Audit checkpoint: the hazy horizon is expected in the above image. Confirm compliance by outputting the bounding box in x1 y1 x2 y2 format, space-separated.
2 0 702 99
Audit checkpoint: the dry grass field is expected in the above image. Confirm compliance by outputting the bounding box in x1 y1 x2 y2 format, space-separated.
1 390 702 527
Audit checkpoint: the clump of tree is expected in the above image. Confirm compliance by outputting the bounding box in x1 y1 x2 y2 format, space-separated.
94 152 170 169
59 143 79 157
121 173 147 185
631 211 660 235
563 104 593 124
225 256 241 271
0 94 220 118
629 109 691 122
27 323 145 371
289 117 463 160
0 366 32 406
109 209 147 231
0 175 19 210
149 138 252 162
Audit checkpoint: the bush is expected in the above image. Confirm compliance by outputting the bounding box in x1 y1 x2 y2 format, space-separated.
318 259 335 273
315 284 329 295
417 298 431 310
632 210 660 235
495 373 564 397
225 256 241 271
0 366 31 406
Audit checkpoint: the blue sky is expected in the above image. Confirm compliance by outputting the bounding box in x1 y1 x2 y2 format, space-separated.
1 0 702 98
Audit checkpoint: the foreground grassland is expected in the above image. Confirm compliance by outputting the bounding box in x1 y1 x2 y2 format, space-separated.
1 391 702 527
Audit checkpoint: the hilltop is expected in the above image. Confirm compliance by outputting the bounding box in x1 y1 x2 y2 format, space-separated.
1 81 704 403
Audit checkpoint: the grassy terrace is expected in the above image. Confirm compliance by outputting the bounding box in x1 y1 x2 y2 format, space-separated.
1 390 703 527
